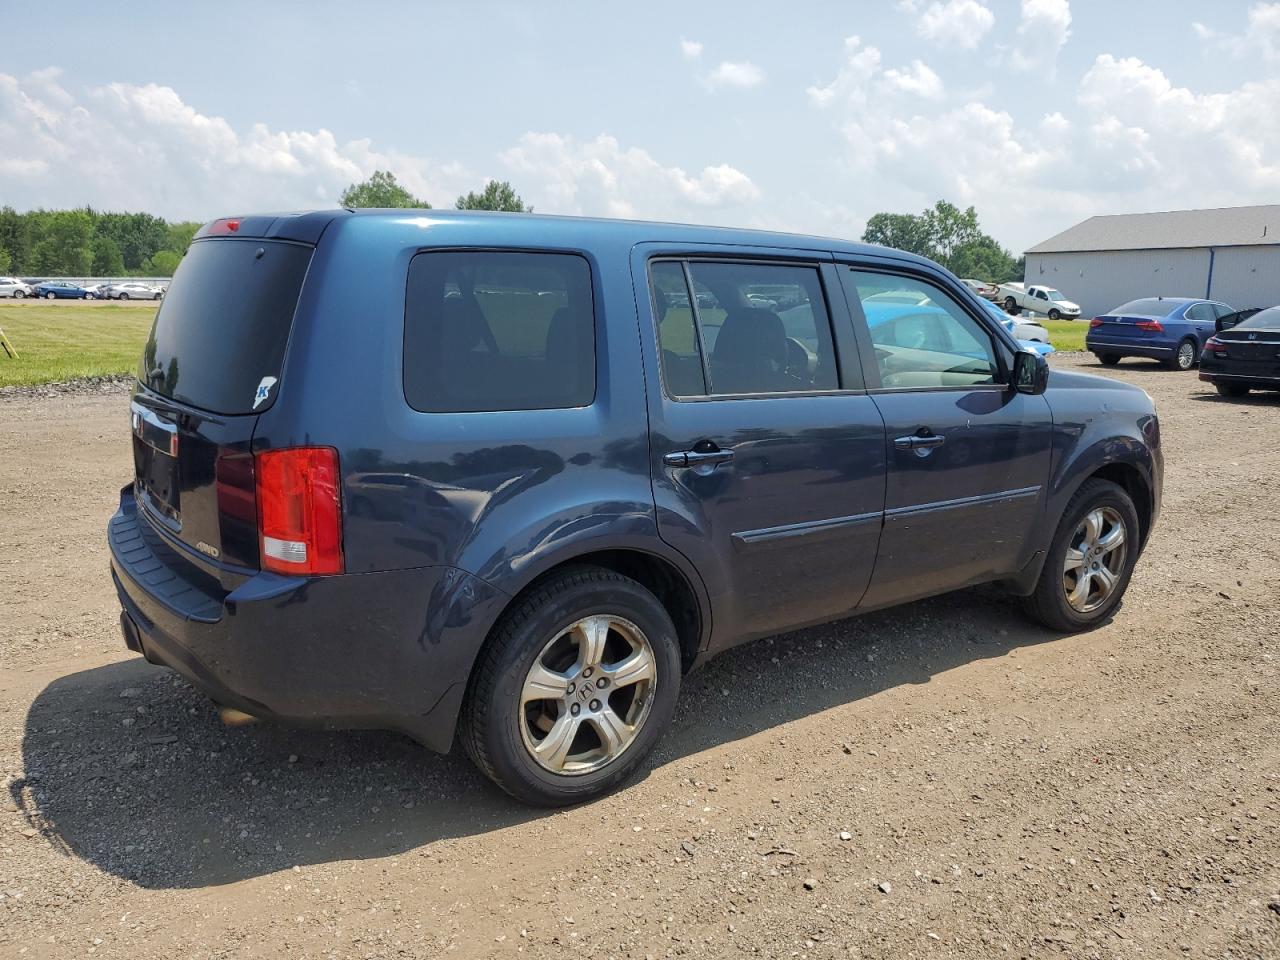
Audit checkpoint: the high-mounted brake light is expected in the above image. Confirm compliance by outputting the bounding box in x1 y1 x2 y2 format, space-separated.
1135 319 1163 332
256 447 343 576
207 218 241 235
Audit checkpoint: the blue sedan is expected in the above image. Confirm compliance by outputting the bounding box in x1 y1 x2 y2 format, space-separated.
1086 297 1233 371
34 280 91 300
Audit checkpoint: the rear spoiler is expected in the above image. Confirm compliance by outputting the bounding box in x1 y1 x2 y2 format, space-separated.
194 210 348 245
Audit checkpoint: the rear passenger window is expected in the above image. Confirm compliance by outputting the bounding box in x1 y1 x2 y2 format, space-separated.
404 251 595 412
651 260 839 396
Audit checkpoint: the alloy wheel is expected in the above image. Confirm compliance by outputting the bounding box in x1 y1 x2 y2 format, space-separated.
518 614 657 776
1062 507 1128 613
1176 341 1195 370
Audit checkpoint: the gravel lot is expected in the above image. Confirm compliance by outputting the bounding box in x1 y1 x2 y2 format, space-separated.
1 354 1277 959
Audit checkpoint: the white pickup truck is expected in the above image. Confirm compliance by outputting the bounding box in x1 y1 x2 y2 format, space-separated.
997 282 1082 320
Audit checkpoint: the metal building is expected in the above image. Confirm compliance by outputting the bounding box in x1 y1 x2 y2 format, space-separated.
1024 204 1280 318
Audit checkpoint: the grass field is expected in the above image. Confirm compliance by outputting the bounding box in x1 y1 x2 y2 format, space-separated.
0 303 156 387
1040 319 1088 352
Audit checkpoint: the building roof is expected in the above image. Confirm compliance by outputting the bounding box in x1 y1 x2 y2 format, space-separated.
1026 204 1280 254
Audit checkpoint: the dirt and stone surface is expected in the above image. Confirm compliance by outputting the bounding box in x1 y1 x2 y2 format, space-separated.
1 354 1277 959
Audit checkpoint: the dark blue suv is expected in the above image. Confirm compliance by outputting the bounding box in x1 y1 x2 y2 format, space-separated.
109 210 1162 805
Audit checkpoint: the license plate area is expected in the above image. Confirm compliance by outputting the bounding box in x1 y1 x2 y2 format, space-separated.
132 404 182 524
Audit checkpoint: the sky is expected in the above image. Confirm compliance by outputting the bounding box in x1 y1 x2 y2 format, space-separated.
1 0 1277 253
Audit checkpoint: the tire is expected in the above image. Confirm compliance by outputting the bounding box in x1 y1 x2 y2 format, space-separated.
1021 479 1141 633
119 291 130 301
13 290 24 299
1098 353 1121 366
1048 308 1061 321
44 292 55 300
1003 297 1019 315
1216 383 1250 398
1167 338 1196 371
462 565 682 806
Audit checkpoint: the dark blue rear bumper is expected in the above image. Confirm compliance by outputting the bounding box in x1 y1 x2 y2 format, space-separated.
109 486 506 752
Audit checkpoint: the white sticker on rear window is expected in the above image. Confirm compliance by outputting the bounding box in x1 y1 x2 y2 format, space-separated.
253 376 278 410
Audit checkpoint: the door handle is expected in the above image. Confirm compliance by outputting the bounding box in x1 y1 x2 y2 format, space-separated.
664 448 735 468
893 433 946 451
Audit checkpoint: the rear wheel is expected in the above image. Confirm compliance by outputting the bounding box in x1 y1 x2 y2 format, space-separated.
1216 383 1250 398
1004 297 1019 315
1048 308 1061 321
1021 479 1141 632
1098 353 1121 366
462 565 682 806
1168 338 1196 371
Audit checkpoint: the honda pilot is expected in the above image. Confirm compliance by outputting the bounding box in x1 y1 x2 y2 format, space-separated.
109 210 1163 805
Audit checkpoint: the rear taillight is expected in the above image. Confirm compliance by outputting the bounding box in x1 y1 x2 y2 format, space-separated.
1089 317 1103 328
1135 319 1163 332
1204 336 1228 355
256 447 343 576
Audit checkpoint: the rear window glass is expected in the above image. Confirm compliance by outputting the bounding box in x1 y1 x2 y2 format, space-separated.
139 239 312 415
1234 306 1280 330
1113 299 1176 316
403 251 596 412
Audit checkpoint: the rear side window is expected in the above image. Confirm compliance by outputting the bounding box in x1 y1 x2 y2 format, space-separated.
139 239 312 415
404 251 595 412
651 259 839 396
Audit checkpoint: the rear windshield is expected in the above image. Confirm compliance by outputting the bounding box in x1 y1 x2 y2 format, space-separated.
1113 299 1175 316
1234 306 1280 330
139 238 312 414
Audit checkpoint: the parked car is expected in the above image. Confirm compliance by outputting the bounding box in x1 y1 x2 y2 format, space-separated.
1215 307 1261 332
84 283 113 300
1199 305 1280 397
109 210 1162 805
34 280 90 299
1086 297 1232 371
998 282 1082 320
0 277 34 299
106 282 164 301
961 278 999 300
979 298 1049 343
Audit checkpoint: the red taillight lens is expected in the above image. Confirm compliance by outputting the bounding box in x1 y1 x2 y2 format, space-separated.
207 218 241 235
1204 336 1227 354
1089 317 1103 328
256 447 343 576
1135 319 1163 332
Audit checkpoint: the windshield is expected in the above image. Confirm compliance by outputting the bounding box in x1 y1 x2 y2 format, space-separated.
1113 298 1175 316
1046 290 1065 301
1233 306 1280 330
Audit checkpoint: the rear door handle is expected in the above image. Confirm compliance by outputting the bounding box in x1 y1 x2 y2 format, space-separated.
893 433 946 451
664 448 735 468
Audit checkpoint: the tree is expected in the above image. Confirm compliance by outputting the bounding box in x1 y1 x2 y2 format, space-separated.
142 250 183 276
0 246 9 273
861 200 1017 281
91 235 125 276
166 221 200 255
455 180 530 212
31 211 94 274
862 212 936 259
339 170 431 209
948 235 1019 284
921 201 982 266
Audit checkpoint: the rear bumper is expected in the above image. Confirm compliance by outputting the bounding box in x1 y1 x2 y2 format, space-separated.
1086 337 1173 359
109 486 507 752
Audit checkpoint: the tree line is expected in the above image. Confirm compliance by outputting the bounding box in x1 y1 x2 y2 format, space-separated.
0 207 200 278
861 200 1023 283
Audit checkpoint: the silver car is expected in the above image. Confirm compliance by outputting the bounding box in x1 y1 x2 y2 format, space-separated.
106 282 164 301
0 277 34 299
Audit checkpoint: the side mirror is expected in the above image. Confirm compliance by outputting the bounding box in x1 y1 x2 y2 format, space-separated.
1012 349 1049 396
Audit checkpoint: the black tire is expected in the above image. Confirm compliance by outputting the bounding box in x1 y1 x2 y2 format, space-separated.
462 565 682 806
13 290 24 299
1098 353 1121 366
1167 338 1197 371
1003 297 1019 315
1048 308 1061 321
1216 383 1250 398
1020 479 1141 633
44 292 55 300
119 291 130 301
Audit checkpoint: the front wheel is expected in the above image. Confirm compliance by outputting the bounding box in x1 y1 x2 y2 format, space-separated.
44 292 55 300
1216 383 1250 398
1168 339 1197 371
462 565 682 806
1021 479 1141 632
13 290 24 299
118 291 130 300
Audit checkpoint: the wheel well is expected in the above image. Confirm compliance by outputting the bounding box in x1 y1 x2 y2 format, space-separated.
1088 463 1152 547
502 550 704 672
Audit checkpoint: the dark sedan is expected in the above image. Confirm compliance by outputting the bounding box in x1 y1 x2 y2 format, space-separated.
1200 305 1280 397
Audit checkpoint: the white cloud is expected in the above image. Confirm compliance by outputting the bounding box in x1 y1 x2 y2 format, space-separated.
1010 0 1072 71
1192 3 1280 60
0 70 471 217
807 36 884 107
679 37 703 60
914 0 995 49
499 132 759 220
882 60 945 99
703 61 765 90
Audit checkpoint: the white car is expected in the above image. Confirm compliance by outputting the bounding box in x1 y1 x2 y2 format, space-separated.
106 282 165 301
0 277 34 299
997 282 1081 320
979 298 1049 342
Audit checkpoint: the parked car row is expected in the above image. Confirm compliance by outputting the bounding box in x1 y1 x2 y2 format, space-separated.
0 279 165 300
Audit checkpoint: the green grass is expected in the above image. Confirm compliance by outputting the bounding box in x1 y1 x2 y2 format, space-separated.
0 303 157 387
1040 319 1088 352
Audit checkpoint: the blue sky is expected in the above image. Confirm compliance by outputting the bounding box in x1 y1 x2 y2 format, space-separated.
2 0 1277 252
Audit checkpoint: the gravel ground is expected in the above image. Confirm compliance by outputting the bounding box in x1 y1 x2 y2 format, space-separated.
1 354 1277 959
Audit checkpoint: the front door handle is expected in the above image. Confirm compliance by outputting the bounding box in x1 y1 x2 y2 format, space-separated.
664 448 735 469
893 433 946 451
